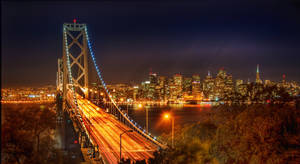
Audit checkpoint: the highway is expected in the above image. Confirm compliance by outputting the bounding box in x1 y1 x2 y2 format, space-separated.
76 96 158 164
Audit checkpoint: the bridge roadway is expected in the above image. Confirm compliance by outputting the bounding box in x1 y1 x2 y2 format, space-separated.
76 96 158 164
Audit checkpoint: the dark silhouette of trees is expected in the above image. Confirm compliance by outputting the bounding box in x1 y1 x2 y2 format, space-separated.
2 103 57 164
151 105 300 164
210 105 300 164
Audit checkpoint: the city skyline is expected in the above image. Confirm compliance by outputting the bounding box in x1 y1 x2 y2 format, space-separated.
1 63 299 88
2 1 300 88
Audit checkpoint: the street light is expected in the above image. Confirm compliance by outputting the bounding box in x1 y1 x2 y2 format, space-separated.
120 129 133 163
163 113 174 148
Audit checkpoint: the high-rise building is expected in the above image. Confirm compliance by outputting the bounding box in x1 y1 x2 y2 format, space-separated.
192 74 201 96
173 74 183 99
149 72 158 84
149 72 158 100
167 78 176 100
158 76 166 101
141 81 150 99
183 77 192 94
202 71 214 99
256 64 263 84
214 68 227 99
224 74 234 97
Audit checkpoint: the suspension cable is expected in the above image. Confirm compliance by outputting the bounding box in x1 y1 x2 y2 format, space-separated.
84 26 166 148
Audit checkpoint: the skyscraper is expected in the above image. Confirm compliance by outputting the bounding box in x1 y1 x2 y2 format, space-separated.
203 71 214 99
149 72 158 99
158 76 166 101
183 77 192 94
192 74 201 96
173 74 183 99
256 64 262 84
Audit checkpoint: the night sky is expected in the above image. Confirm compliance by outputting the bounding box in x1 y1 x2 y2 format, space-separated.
2 1 300 88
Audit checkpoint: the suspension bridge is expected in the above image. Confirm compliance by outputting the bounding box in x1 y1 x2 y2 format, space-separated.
56 21 166 164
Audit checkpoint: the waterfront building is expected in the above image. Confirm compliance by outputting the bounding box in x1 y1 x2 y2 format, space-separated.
192 74 201 96
202 71 214 99
183 77 192 95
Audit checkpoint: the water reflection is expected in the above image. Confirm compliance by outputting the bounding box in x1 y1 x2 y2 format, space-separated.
121 104 213 137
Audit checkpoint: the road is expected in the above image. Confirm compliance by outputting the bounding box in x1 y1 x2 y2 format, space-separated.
76 96 158 164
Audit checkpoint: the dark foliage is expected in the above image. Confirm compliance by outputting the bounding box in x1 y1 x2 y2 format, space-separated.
151 105 300 164
2 103 57 164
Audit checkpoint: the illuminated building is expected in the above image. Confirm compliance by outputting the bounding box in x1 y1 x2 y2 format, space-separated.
106 84 132 101
237 84 248 96
225 74 234 93
173 74 183 99
214 68 227 99
183 77 192 94
192 74 201 96
149 72 158 84
149 72 158 100
236 79 243 87
202 71 214 99
256 64 263 84
235 79 244 94
1 86 56 101
264 80 273 87
158 76 167 101
141 81 150 99
133 86 139 101
125 69 300 104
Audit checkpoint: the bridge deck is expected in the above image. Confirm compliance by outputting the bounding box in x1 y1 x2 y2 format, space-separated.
77 97 158 164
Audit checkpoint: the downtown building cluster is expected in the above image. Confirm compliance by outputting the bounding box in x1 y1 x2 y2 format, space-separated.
103 65 300 104
1 86 56 102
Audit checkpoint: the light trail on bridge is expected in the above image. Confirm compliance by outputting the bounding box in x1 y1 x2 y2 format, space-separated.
76 96 158 163
61 22 164 163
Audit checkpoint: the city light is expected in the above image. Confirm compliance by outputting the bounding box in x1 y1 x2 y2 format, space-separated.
163 113 170 119
138 103 143 108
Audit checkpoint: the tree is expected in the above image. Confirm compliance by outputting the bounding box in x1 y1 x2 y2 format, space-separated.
2 103 57 164
210 105 300 164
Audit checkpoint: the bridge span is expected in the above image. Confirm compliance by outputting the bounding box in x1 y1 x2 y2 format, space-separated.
57 22 166 164
77 96 157 163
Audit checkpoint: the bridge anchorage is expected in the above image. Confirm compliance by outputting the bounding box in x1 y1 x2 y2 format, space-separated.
57 21 167 164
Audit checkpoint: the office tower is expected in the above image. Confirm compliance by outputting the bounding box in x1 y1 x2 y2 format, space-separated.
192 74 201 96
158 76 166 101
173 74 183 99
183 77 192 94
202 71 215 99
149 72 158 100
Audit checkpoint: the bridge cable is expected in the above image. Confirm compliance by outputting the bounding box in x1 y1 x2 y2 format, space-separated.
84 26 166 148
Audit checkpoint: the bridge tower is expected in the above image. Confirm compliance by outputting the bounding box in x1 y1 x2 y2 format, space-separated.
62 21 89 100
